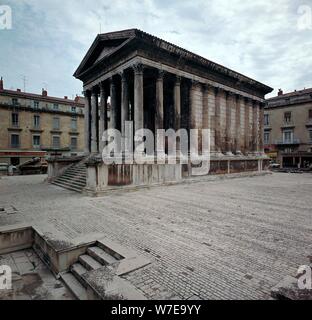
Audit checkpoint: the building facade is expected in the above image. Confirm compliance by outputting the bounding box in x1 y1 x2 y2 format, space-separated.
49 29 273 195
265 88 312 168
0 77 85 166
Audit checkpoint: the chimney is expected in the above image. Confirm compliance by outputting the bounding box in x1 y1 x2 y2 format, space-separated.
42 88 48 97
16 88 21 92
64 96 68 100
278 89 283 96
0 77 3 91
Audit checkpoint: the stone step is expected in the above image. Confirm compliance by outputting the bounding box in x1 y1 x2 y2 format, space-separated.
59 175 86 182
87 246 118 266
71 263 88 288
61 272 88 300
56 177 86 186
52 181 84 193
66 169 86 173
53 179 86 190
63 169 86 174
79 254 102 271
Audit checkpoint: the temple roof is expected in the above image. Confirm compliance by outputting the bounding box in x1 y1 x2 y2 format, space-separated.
74 29 273 95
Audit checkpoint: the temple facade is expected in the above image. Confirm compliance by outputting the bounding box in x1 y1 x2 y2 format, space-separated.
50 29 273 195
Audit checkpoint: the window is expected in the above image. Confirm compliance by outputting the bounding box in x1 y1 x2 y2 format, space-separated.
53 103 59 111
34 101 39 109
309 109 312 120
12 98 18 106
12 113 19 127
264 114 269 126
70 137 77 150
71 106 77 113
52 136 60 148
53 117 60 130
71 117 77 131
34 115 40 128
283 130 293 143
309 130 312 143
11 134 20 148
284 112 292 123
264 132 270 145
33 135 41 149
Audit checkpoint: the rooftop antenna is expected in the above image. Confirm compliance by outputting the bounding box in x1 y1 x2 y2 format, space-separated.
99 22 102 34
20 75 28 92
42 82 48 91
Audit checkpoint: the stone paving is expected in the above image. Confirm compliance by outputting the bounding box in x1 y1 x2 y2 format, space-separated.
0 249 73 300
0 173 311 300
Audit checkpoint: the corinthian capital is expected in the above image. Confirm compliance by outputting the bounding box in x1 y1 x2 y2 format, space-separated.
132 63 144 74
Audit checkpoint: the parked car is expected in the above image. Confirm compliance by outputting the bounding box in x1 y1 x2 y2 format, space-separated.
269 162 281 169
0 163 9 176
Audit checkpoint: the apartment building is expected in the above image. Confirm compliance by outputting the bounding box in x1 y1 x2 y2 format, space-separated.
265 88 312 168
0 77 84 166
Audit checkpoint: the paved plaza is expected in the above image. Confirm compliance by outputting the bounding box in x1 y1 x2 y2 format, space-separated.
0 173 311 300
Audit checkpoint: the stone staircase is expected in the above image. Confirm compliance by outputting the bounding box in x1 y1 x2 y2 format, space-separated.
61 244 120 300
51 160 87 193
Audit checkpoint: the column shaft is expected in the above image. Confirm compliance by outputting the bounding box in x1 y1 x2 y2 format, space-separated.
259 103 265 154
235 95 242 154
121 72 129 137
91 90 98 153
99 83 107 153
133 64 144 133
225 92 233 155
244 98 250 154
189 81 198 130
214 88 222 154
174 76 181 131
252 101 259 153
202 85 209 130
155 70 164 131
109 78 117 130
84 91 91 154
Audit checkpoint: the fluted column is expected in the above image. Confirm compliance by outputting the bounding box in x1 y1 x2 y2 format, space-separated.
121 71 129 138
235 95 242 155
189 80 198 130
155 70 164 132
174 76 181 131
244 97 251 154
214 88 223 156
259 102 265 154
252 101 259 154
83 90 91 154
91 89 98 154
133 64 144 133
99 82 107 153
202 84 209 130
109 77 117 130
174 76 181 153
225 92 234 156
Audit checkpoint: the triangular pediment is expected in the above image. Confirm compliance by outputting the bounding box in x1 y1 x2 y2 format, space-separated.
74 29 138 78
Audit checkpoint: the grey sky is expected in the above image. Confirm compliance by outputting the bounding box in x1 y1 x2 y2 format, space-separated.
1 0 312 98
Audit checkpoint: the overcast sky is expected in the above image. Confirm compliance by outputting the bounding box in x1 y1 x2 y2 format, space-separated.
1 0 312 98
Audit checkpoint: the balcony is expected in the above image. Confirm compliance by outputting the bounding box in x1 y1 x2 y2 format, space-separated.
275 138 300 145
306 119 312 128
281 120 295 129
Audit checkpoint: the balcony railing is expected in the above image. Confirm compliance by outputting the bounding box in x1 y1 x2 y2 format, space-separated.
275 138 300 145
281 120 295 128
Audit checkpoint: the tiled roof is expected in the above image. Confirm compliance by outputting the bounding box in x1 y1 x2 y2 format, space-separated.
0 89 84 106
267 88 312 100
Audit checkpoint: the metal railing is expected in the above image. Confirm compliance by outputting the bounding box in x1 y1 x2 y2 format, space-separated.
275 138 300 145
